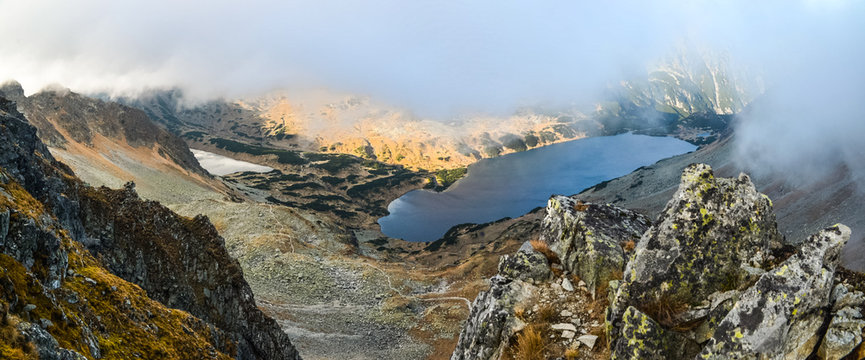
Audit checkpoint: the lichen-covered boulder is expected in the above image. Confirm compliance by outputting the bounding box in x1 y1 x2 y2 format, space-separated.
497 241 551 283
817 283 865 360
691 291 740 344
612 306 698 360
540 197 649 296
451 276 535 360
698 224 850 360
608 164 782 355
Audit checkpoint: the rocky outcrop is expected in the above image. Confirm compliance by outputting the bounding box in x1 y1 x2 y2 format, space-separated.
818 284 865 360
453 163 865 360
604 165 861 359
452 200 649 360
0 81 207 175
541 198 650 296
0 96 300 359
699 225 848 359
15 322 88 360
607 164 784 357
1 96 234 358
78 183 299 360
575 134 865 273
614 306 697 359
451 243 546 360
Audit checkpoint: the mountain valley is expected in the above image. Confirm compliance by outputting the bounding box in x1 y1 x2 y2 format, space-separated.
0 49 862 360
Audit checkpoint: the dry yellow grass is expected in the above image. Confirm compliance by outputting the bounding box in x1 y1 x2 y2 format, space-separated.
514 306 526 320
530 239 559 264
596 270 624 300
513 326 546 360
536 303 558 324
210 219 227 232
639 293 690 328
573 201 589 212
564 347 580 360
0 311 37 360
621 240 636 252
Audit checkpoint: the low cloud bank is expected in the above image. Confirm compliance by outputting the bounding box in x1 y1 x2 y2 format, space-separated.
1 1 863 186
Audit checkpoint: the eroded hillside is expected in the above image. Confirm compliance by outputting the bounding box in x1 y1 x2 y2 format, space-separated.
0 81 228 205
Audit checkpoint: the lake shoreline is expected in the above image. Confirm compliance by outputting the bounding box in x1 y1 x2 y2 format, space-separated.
378 133 697 242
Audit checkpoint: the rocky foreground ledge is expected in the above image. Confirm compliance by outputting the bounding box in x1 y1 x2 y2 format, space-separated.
452 164 865 360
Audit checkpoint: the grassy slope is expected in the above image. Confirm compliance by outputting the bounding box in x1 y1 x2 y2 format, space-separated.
0 175 234 359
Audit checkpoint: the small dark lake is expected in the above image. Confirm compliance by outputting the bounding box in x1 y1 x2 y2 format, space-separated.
377 133 697 242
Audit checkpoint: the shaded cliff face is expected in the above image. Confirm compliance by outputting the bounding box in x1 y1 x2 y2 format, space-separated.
77 184 299 360
0 96 300 359
452 164 865 360
0 179 236 360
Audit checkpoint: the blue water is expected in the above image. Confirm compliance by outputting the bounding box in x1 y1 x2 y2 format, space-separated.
377 133 697 242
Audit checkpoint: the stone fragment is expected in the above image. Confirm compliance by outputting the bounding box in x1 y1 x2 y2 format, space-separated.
552 323 577 332
577 334 598 349
16 322 87 360
561 277 574 292
0 209 8 244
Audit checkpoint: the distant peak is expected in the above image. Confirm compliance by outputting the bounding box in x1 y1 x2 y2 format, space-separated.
0 80 25 100
37 83 73 97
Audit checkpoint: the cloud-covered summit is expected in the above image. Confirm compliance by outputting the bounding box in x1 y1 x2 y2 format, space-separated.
1 0 863 185
0 1 848 114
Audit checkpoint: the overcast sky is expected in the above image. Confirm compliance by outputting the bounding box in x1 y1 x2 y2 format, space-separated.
0 1 855 113
1 0 864 183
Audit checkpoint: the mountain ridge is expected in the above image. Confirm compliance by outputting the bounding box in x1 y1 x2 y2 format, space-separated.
0 95 301 359
0 81 229 205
